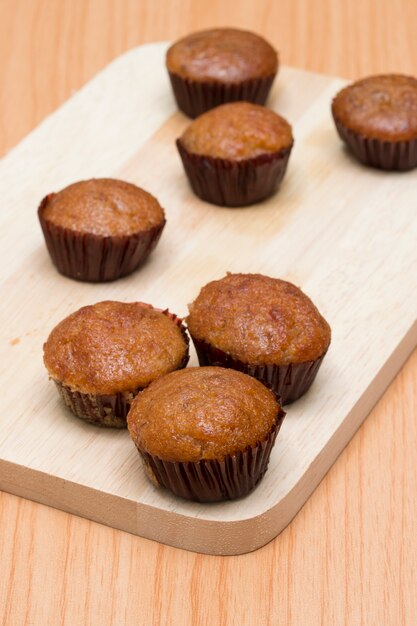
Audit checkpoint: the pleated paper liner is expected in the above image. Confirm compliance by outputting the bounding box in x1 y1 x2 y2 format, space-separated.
168 71 276 118
177 140 293 207
135 412 285 502
50 308 190 428
53 381 135 428
191 336 327 405
38 194 166 282
333 118 417 171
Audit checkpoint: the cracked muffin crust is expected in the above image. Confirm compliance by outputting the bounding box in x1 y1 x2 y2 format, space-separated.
127 366 281 462
38 178 166 281
187 273 330 366
176 103 293 206
42 178 165 236
186 273 331 404
166 28 278 84
179 101 293 160
127 366 284 501
43 301 189 427
331 74 417 170
166 28 278 118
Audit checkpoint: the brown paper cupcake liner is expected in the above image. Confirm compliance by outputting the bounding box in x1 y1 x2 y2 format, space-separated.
333 118 417 171
52 309 190 428
38 195 165 282
190 336 326 405
177 140 293 207
53 381 135 428
135 412 284 502
168 71 277 118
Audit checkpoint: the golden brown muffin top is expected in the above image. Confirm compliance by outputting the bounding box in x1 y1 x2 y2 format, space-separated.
332 74 417 141
41 178 165 236
127 366 281 462
187 273 331 365
166 28 278 83
179 102 293 160
44 301 188 395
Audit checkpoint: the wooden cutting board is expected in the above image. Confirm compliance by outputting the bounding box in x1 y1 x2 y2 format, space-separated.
1 42 416 556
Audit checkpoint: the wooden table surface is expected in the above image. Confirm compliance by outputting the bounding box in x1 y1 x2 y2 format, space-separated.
1 1 416 624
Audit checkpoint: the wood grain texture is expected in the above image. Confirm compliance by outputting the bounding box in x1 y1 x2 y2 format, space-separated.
1 45 416 555
0 0 416 622
1 0 417 159
1 353 416 625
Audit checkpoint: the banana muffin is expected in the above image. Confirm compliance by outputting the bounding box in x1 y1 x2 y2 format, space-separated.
127 366 285 502
187 273 331 404
38 178 166 281
331 74 417 170
177 101 293 206
166 27 278 118
43 301 189 427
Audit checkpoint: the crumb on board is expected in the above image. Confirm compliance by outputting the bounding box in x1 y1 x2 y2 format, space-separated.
9 337 20 346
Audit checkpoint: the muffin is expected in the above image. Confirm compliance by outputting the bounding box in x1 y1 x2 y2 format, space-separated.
127 366 285 502
177 102 293 206
38 178 166 282
166 28 278 118
331 74 417 170
43 301 189 427
187 273 331 404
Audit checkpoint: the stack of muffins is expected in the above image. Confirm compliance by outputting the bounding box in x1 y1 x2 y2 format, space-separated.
39 26 417 504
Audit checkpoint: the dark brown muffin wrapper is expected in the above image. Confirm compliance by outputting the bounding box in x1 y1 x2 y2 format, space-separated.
53 381 135 428
190 336 326 405
51 309 190 428
177 139 293 207
333 117 417 171
168 71 277 118
38 194 166 282
135 412 284 502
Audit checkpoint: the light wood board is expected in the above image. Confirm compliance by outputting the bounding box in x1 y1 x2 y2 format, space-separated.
0 42 416 556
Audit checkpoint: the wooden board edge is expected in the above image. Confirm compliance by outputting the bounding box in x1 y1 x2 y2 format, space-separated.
1 319 414 556
0 459 275 556
1 41 415 554
0 39 345 173
0 41 170 166
274 320 417 539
